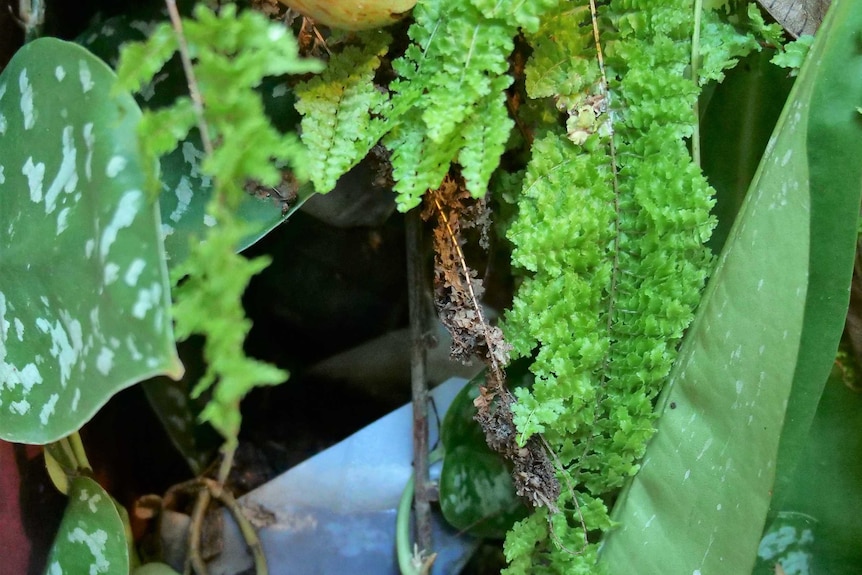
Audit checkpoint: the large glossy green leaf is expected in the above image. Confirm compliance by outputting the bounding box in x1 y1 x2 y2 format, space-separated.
43 476 129 575
598 1 862 572
770 0 862 513
0 38 182 444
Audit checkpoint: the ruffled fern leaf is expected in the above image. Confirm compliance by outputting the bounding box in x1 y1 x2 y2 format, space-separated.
386 0 560 209
501 0 738 570
294 30 392 193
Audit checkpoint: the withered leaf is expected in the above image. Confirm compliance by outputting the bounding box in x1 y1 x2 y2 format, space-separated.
757 0 831 38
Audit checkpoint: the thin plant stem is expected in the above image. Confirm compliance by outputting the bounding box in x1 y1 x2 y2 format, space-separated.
68 431 92 471
216 440 237 486
164 0 215 158
429 192 504 387
203 478 269 575
396 449 442 575
406 208 433 554
17 0 45 42
396 473 417 575
691 0 703 167
57 437 78 471
185 487 212 575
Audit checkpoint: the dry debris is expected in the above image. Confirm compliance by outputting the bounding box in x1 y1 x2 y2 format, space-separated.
424 176 560 511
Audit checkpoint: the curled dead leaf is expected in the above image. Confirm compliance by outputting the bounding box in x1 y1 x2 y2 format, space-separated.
757 0 831 38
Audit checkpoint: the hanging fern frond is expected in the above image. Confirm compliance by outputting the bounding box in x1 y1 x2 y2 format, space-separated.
501 0 733 569
384 0 564 209
294 30 392 194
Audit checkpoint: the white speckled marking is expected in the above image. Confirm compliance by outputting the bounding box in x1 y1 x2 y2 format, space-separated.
103 262 119 285
83 123 95 181
105 156 126 178
95 347 113 375
124 259 146 286
71 388 81 411
169 177 193 222
696 438 713 460
35 311 83 389
10 399 30 415
67 527 109 573
43 126 78 215
126 337 142 361
19 69 34 129
78 60 94 93
100 190 142 259
22 157 45 202
56 207 71 235
132 283 162 319
79 489 102 513
40 393 59 425
55 66 66 81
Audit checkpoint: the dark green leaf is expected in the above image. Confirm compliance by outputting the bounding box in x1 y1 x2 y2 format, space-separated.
440 445 528 539
0 38 181 444
43 476 129 575
755 373 862 574
79 9 315 267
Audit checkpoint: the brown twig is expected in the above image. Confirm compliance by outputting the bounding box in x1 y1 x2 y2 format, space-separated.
165 0 215 158
578 0 623 486
185 487 212 575
406 208 433 554
173 475 269 575
203 478 269 575
426 181 560 512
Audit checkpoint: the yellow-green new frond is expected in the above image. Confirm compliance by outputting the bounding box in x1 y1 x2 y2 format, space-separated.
294 30 392 193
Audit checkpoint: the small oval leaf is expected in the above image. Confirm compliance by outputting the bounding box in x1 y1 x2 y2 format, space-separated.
43 476 129 575
439 444 528 539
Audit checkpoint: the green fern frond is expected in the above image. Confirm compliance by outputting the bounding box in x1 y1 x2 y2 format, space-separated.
384 0 561 210
116 4 320 445
501 0 733 569
294 30 392 193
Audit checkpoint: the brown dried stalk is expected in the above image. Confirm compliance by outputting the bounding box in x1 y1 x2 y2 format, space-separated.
423 177 561 511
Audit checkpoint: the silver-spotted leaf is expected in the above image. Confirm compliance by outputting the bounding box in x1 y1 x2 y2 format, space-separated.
0 38 182 444
43 476 129 575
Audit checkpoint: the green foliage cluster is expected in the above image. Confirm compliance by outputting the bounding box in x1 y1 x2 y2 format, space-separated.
384 0 538 210
115 4 322 443
499 1 771 570
699 1 784 84
289 0 784 570
296 0 560 211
